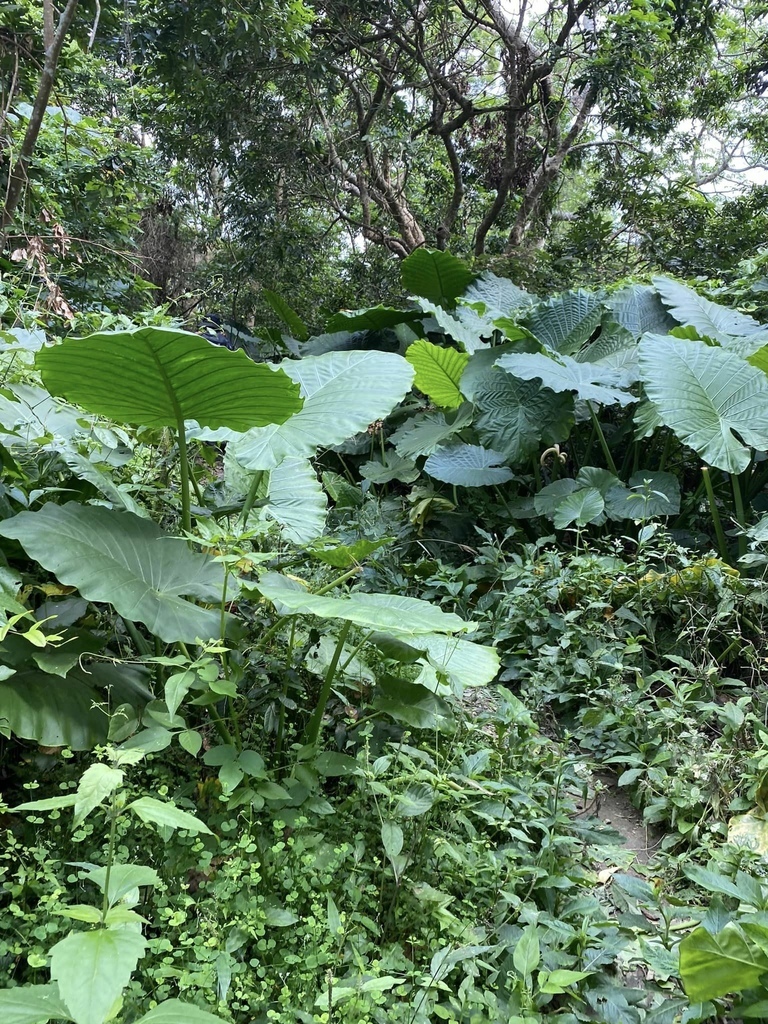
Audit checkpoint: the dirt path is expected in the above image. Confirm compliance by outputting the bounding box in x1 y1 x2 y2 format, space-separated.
591 772 662 865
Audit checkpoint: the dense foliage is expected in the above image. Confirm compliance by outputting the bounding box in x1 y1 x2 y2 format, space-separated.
5 2 768 1023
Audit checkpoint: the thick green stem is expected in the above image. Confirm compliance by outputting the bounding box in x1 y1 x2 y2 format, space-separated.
241 470 266 526
658 430 673 473
175 422 192 536
304 620 352 747
586 402 617 475
122 618 151 657
731 473 747 559
275 618 297 758
702 467 729 561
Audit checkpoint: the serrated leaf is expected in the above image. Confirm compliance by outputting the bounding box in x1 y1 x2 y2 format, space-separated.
132 999 227 1024
86 863 160 905
127 796 213 835
74 763 124 827
423 444 514 487
0 984 71 1024
36 327 302 430
51 926 146 1024
396 784 434 817
405 340 469 408
639 334 768 473
0 504 229 644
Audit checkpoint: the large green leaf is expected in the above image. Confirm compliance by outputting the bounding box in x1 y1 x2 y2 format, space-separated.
406 340 469 408
524 290 603 354
680 922 768 1001
654 276 768 351
0 504 229 644
0 985 72 1024
60 451 147 517
401 249 477 308
423 444 514 487
638 334 768 473
607 284 675 340
262 289 309 341
264 458 327 544
578 319 640 387
256 572 473 637
133 1000 227 1024
36 327 302 430
0 383 94 447
461 273 531 320
0 663 150 749
496 352 634 406
391 405 473 459
325 306 422 334
127 796 213 834
51 926 147 1024
552 487 605 529
473 373 574 463
418 299 490 353
226 351 414 471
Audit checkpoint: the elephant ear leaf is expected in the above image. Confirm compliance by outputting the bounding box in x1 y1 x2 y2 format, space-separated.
654 276 768 351
406 340 469 408
639 334 768 473
401 249 477 308
36 326 303 430
0 503 230 643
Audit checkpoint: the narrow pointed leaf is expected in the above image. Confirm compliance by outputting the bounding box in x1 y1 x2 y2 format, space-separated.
74 763 124 826
0 984 71 1024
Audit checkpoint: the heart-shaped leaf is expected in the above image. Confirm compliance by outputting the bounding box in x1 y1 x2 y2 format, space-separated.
36 326 302 430
0 503 229 643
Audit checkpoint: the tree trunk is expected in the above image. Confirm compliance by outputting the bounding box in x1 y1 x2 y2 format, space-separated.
1 0 80 232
